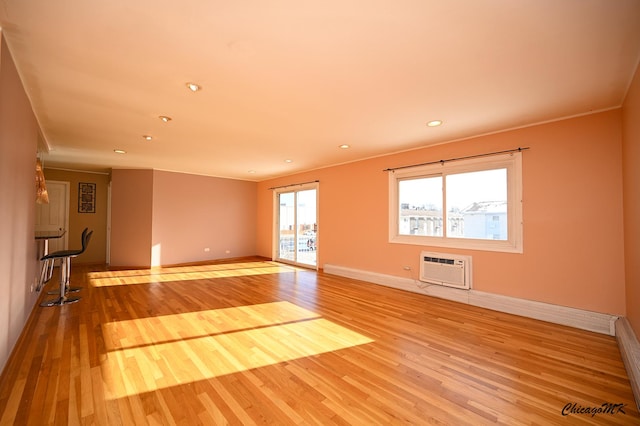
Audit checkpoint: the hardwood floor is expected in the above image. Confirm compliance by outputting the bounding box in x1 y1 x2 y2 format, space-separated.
0 258 637 425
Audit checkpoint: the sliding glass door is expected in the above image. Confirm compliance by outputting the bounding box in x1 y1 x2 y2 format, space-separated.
276 185 317 267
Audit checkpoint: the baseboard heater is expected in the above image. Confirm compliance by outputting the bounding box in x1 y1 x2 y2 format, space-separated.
419 251 472 290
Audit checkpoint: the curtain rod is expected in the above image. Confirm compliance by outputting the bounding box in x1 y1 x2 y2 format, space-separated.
268 180 319 190
383 147 530 172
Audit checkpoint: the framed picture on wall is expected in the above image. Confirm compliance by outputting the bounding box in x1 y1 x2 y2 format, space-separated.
78 182 96 213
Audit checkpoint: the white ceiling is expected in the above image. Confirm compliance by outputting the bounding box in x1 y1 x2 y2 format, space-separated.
2 0 639 181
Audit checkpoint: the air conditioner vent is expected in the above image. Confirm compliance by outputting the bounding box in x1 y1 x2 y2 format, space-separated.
423 256 456 265
419 251 472 289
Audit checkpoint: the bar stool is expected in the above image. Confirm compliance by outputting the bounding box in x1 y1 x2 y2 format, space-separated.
46 228 90 295
40 228 86 290
40 228 93 307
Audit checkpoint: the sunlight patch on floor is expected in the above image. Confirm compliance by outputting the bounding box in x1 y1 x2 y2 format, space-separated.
100 301 373 400
102 301 321 350
88 261 304 287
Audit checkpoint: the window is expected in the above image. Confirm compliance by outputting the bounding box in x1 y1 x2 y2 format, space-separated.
389 152 522 253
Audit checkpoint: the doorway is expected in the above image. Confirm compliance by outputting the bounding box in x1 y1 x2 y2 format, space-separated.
275 184 318 268
35 180 70 253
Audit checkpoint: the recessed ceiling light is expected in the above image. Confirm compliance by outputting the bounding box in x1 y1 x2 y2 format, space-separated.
159 116 172 123
143 135 153 141
427 120 443 127
186 82 201 92
339 144 350 149
284 159 293 163
114 149 126 154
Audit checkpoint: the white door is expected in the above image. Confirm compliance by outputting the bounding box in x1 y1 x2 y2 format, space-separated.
35 180 70 253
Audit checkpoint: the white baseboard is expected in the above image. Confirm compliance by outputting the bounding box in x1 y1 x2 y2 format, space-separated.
616 317 640 410
323 264 618 336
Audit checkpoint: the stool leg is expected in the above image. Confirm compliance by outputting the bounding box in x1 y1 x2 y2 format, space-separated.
36 259 49 292
60 258 67 298
47 258 81 294
66 257 82 293
40 257 81 307
46 258 55 282
46 263 61 295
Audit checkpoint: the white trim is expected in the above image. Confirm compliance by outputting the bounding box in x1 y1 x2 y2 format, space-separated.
323 264 618 336
616 317 640 410
60 181 70 250
106 180 112 265
45 167 110 175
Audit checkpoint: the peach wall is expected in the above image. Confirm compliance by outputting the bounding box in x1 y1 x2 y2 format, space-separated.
110 169 154 267
0 36 41 373
151 170 256 266
110 169 257 267
622 64 640 340
257 110 626 315
43 169 110 264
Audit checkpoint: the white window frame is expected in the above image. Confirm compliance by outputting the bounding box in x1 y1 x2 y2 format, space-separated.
389 152 523 253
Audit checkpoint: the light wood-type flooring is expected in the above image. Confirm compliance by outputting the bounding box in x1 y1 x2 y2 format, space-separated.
0 258 638 425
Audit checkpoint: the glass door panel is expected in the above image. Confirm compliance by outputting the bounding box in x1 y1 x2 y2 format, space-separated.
296 189 317 267
278 192 295 262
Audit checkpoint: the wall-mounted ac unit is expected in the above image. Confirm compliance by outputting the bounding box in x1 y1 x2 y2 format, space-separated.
419 251 472 290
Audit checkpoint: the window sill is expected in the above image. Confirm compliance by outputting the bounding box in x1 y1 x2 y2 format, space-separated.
389 235 523 254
